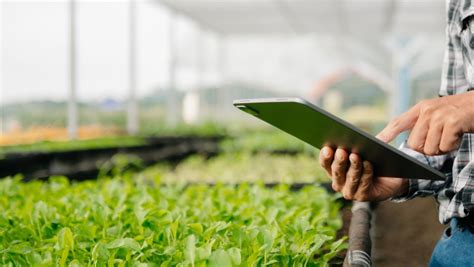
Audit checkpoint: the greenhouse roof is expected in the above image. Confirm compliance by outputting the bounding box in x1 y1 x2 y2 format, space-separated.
159 0 446 37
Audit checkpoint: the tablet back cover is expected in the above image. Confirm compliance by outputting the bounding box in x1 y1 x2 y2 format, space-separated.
234 98 445 181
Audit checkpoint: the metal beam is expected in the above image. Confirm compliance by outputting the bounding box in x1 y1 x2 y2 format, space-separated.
335 0 348 35
157 0 445 36
383 0 397 33
159 0 221 33
274 0 302 34
127 0 139 135
68 0 78 140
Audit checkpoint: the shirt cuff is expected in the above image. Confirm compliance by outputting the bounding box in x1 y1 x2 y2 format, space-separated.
391 179 422 202
390 141 448 202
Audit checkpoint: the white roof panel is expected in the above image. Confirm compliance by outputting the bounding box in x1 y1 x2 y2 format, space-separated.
159 0 446 37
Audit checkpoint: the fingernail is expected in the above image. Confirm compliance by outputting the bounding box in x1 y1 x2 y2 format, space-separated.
323 148 330 157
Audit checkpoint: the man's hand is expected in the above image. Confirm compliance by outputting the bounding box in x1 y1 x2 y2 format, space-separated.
319 91 473 201
378 91 474 155
319 146 408 201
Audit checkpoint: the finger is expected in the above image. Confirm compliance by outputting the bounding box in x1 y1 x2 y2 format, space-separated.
331 148 349 191
354 161 374 201
319 146 334 175
439 117 463 153
376 106 420 143
342 153 363 199
407 112 432 152
423 120 443 155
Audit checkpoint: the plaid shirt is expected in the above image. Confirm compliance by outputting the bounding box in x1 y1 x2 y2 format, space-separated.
393 0 474 224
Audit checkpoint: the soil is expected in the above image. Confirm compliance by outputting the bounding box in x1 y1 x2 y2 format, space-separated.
373 197 446 267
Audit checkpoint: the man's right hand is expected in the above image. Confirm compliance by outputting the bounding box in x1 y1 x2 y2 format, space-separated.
320 92 474 201
319 145 409 201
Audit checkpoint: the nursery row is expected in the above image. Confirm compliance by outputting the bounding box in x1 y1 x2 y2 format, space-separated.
0 128 308 157
139 152 328 184
0 175 345 266
0 130 347 266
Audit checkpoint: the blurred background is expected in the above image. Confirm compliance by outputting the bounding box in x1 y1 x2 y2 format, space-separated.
0 1 449 265
0 0 446 145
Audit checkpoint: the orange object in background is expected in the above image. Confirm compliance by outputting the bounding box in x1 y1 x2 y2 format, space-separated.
0 125 124 146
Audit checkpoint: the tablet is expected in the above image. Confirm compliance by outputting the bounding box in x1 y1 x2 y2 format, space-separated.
234 97 445 181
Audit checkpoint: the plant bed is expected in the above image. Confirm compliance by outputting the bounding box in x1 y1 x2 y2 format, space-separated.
0 176 347 266
0 136 147 157
142 152 327 185
0 136 223 180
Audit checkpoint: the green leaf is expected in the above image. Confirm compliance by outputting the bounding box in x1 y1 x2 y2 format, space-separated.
227 248 241 265
68 259 80 267
188 223 203 235
58 227 74 251
208 249 233 267
107 238 141 251
59 247 69 267
92 242 110 262
196 240 214 261
185 235 196 266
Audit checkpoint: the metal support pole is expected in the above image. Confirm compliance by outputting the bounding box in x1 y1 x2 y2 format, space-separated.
166 10 178 126
390 38 415 145
196 29 205 92
0 0 4 136
68 0 78 140
195 28 205 121
127 0 139 135
393 64 411 145
397 65 411 115
217 35 228 119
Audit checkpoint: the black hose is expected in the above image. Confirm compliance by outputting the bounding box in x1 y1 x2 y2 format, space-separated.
344 201 373 267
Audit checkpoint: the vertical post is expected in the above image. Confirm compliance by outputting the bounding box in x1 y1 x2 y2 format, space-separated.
390 38 412 145
68 0 78 140
394 64 410 145
0 0 4 136
127 0 138 135
195 28 205 121
166 10 178 126
397 65 411 115
196 29 205 92
217 35 228 119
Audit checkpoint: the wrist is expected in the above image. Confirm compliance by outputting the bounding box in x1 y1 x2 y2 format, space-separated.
395 179 410 198
449 91 474 133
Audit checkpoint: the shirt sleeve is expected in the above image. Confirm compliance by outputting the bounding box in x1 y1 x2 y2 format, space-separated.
391 141 455 202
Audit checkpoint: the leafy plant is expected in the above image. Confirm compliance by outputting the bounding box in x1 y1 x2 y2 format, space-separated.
0 176 345 266
221 130 313 154
142 152 329 184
